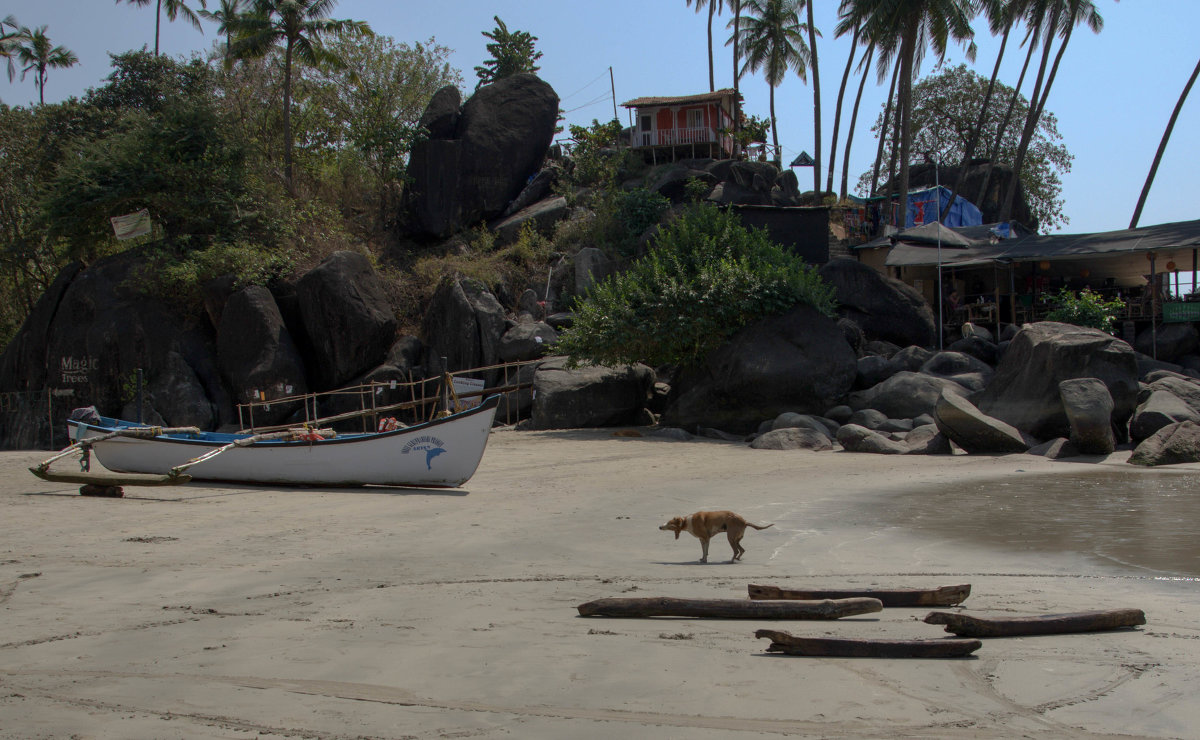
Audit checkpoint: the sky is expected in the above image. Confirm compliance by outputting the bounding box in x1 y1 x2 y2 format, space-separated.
3 0 1197 235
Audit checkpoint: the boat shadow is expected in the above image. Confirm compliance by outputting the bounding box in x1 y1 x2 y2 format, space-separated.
23 481 472 501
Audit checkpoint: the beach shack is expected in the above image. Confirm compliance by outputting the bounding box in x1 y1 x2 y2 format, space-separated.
857 218 1200 341
621 89 740 163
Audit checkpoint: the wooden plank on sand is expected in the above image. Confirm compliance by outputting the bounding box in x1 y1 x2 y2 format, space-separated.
755 628 982 658
576 596 882 619
924 609 1146 637
748 583 970 607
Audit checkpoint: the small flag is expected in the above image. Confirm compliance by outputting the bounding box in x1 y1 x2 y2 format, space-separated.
110 209 152 241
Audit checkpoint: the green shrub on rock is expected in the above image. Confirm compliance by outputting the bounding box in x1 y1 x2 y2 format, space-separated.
555 203 835 368
1044 288 1125 333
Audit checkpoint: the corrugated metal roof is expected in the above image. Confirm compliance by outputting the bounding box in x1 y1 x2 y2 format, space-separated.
884 218 1200 267
621 89 739 107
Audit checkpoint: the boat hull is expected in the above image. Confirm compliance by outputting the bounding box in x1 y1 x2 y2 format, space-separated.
68 396 499 487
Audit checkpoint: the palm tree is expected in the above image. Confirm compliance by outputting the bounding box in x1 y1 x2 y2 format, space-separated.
973 19 1039 208
730 1 742 130
1 15 27 82
116 0 208 56
687 0 725 92
999 0 1103 223
227 0 371 192
736 0 809 167
802 0 822 194
13 25 78 105
851 0 976 223
943 0 1026 219
199 0 245 55
1130 55 1200 229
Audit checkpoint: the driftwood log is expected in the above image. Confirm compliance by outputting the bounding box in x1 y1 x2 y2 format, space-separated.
749 583 970 607
576 597 882 619
924 609 1146 637
755 628 982 658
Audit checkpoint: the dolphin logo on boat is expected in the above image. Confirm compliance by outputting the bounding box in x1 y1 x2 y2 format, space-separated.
425 447 447 469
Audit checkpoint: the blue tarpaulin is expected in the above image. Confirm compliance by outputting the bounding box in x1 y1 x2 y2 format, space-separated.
904 186 982 228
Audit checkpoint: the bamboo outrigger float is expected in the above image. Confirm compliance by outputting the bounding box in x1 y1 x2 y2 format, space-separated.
748 583 971 607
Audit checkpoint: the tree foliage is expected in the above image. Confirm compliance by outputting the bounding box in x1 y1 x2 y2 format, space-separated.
473 16 542 89
554 203 835 369
859 64 1072 232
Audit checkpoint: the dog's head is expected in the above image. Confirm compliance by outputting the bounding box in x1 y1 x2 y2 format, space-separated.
659 516 686 539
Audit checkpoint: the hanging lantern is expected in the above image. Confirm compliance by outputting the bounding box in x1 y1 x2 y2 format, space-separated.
1038 260 1050 271
1080 268 1090 278
1167 261 1178 271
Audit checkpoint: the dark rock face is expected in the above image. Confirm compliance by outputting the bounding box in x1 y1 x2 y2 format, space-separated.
1129 420 1200 466
295 251 397 391
1130 389 1200 442
751 427 834 450
498 322 558 363
1058 377 1115 455
972 322 1139 441
418 85 461 139
819 259 936 348
405 74 560 239
526 356 654 429
662 304 857 434
217 286 308 424
836 424 908 454
420 278 507 379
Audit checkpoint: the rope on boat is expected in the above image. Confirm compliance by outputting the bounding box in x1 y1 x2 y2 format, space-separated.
168 427 335 477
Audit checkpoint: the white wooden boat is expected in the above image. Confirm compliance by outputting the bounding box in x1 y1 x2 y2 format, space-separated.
48 395 499 488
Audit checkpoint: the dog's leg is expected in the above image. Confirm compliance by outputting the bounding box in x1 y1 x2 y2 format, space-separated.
699 537 710 563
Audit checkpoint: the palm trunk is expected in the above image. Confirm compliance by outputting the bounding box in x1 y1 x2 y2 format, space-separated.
283 38 294 193
154 0 163 56
943 21 1010 220
769 84 779 167
870 60 899 197
1000 19 1068 224
1131 55 1200 228
840 43 873 200
896 20 918 227
707 2 715 92
732 1 741 131
975 31 1038 210
806 0 821 194
827 27 859 195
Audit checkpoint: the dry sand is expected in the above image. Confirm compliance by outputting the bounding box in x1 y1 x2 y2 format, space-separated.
2 430 1199 739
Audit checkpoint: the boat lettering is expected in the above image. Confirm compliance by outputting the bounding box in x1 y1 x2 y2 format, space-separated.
401 435 449 471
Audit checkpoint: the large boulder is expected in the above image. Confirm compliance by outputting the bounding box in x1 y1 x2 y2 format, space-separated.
819 258 936 348
1129 389 1200 442
934 390 1029 454
498 321 558 362
217 286 308 425
420 278 507 380
661 304 857 434
1058 378 1115 455
972 322 1139 441
527 356 654 429
848 371 971 420
1129 420 1200 466
751 427 834 451
295 251 397 390
1134 323 1199 364
404 74 560 238
835 424 909 454
0 250 231 448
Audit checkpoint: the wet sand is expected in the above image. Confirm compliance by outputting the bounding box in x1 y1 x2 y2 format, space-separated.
2 431 1200 739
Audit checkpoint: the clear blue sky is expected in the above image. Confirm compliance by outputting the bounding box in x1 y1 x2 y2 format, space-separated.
4 0 1196 235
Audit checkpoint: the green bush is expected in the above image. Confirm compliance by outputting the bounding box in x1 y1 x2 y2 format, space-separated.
1044 288 1125 333
554 203 835 368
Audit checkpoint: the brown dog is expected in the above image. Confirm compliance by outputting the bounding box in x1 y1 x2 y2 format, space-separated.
659 510 774 563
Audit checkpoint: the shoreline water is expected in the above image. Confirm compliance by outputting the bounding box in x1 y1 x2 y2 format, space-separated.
3 433 1199 738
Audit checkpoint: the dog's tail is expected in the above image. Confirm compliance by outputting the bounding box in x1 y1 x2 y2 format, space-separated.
747 522 774 530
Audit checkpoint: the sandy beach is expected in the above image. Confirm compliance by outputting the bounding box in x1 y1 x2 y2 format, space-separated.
2 429 1199 739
